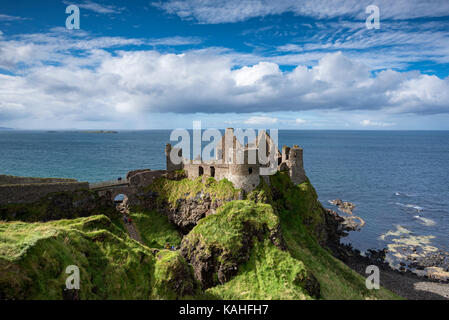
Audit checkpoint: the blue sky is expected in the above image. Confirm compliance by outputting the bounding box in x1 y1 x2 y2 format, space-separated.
1 0 449 130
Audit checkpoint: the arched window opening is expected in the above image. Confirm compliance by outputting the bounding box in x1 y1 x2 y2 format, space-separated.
210 166 215 177
199 166 204 176
114 194 127 204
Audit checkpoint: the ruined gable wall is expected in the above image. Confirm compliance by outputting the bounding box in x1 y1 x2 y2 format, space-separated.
287 147 306 185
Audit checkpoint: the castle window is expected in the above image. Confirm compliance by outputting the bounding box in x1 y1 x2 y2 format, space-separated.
199 166 204 176
210 166 215 177
248 167 253 174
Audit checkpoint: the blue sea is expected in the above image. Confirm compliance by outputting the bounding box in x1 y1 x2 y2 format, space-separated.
1 130 448 254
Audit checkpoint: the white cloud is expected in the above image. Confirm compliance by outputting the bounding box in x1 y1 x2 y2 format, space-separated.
232 62 281 86
361 120 396 127
244 116 279 125
295 118 306 124
0 14 29 21
1 30 449 125
153 0 449 24
62 1 123 14
273 20 449 69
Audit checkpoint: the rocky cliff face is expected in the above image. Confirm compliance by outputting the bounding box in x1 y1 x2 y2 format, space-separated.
137 191 232 234
178 200 321 298
135 174 352 255
135 177 243 234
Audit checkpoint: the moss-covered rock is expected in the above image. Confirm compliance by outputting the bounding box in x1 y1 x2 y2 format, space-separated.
0 215 196 300
179 200 315 295
205 239 318 299
137 177 242 233
151 250 200 299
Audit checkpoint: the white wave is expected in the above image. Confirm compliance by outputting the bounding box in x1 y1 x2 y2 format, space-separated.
414 215 436 227
394 192 416 197
395 202 423 211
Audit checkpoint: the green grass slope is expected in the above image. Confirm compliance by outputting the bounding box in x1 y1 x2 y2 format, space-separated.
0 215 196 300
144 176 241 208
261 172 399 300
130 210 182 249
0 174 400 300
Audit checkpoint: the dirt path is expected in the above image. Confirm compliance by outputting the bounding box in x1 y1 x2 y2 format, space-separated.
117 201 144 245
123 221 144 244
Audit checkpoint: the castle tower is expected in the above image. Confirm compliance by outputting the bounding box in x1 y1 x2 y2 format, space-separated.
287 146 306 185
223 128 236 164
228 148 260 193
165 143 183 172
281 145 291 162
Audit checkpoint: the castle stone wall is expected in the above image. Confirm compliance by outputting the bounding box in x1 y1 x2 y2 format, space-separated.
0 182 89 205
226 171 260 193
128 170 167 188
0 175 77 185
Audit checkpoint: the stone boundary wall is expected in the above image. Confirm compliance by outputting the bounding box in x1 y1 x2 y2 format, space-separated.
0 182 89 205
0 175 77 185
128 170 167 188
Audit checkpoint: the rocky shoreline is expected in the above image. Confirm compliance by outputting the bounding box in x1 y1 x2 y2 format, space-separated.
327 198 449 300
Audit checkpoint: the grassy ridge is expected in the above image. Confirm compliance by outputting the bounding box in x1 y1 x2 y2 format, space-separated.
145 176 240 208
0 215 195 300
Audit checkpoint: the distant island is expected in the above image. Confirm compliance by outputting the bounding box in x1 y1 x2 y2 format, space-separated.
0 127 13 130
78 130 118 134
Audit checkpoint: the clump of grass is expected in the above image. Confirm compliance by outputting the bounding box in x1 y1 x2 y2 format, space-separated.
144 176 240 208
205 239 312 300
151 250 199 299
130 210 182 249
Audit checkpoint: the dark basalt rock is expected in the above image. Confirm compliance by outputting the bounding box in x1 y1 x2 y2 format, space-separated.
138 192 229 234
180 221 279 289
62 288 80 300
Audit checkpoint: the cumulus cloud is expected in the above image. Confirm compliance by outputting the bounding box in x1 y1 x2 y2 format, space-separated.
295 118 306 124
244 116 279 125
153 0 449 24
0 30 449 124
360 120 396 127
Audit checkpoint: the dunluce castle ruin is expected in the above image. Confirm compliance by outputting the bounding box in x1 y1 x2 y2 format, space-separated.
166 128 306 193
0 128 306 205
